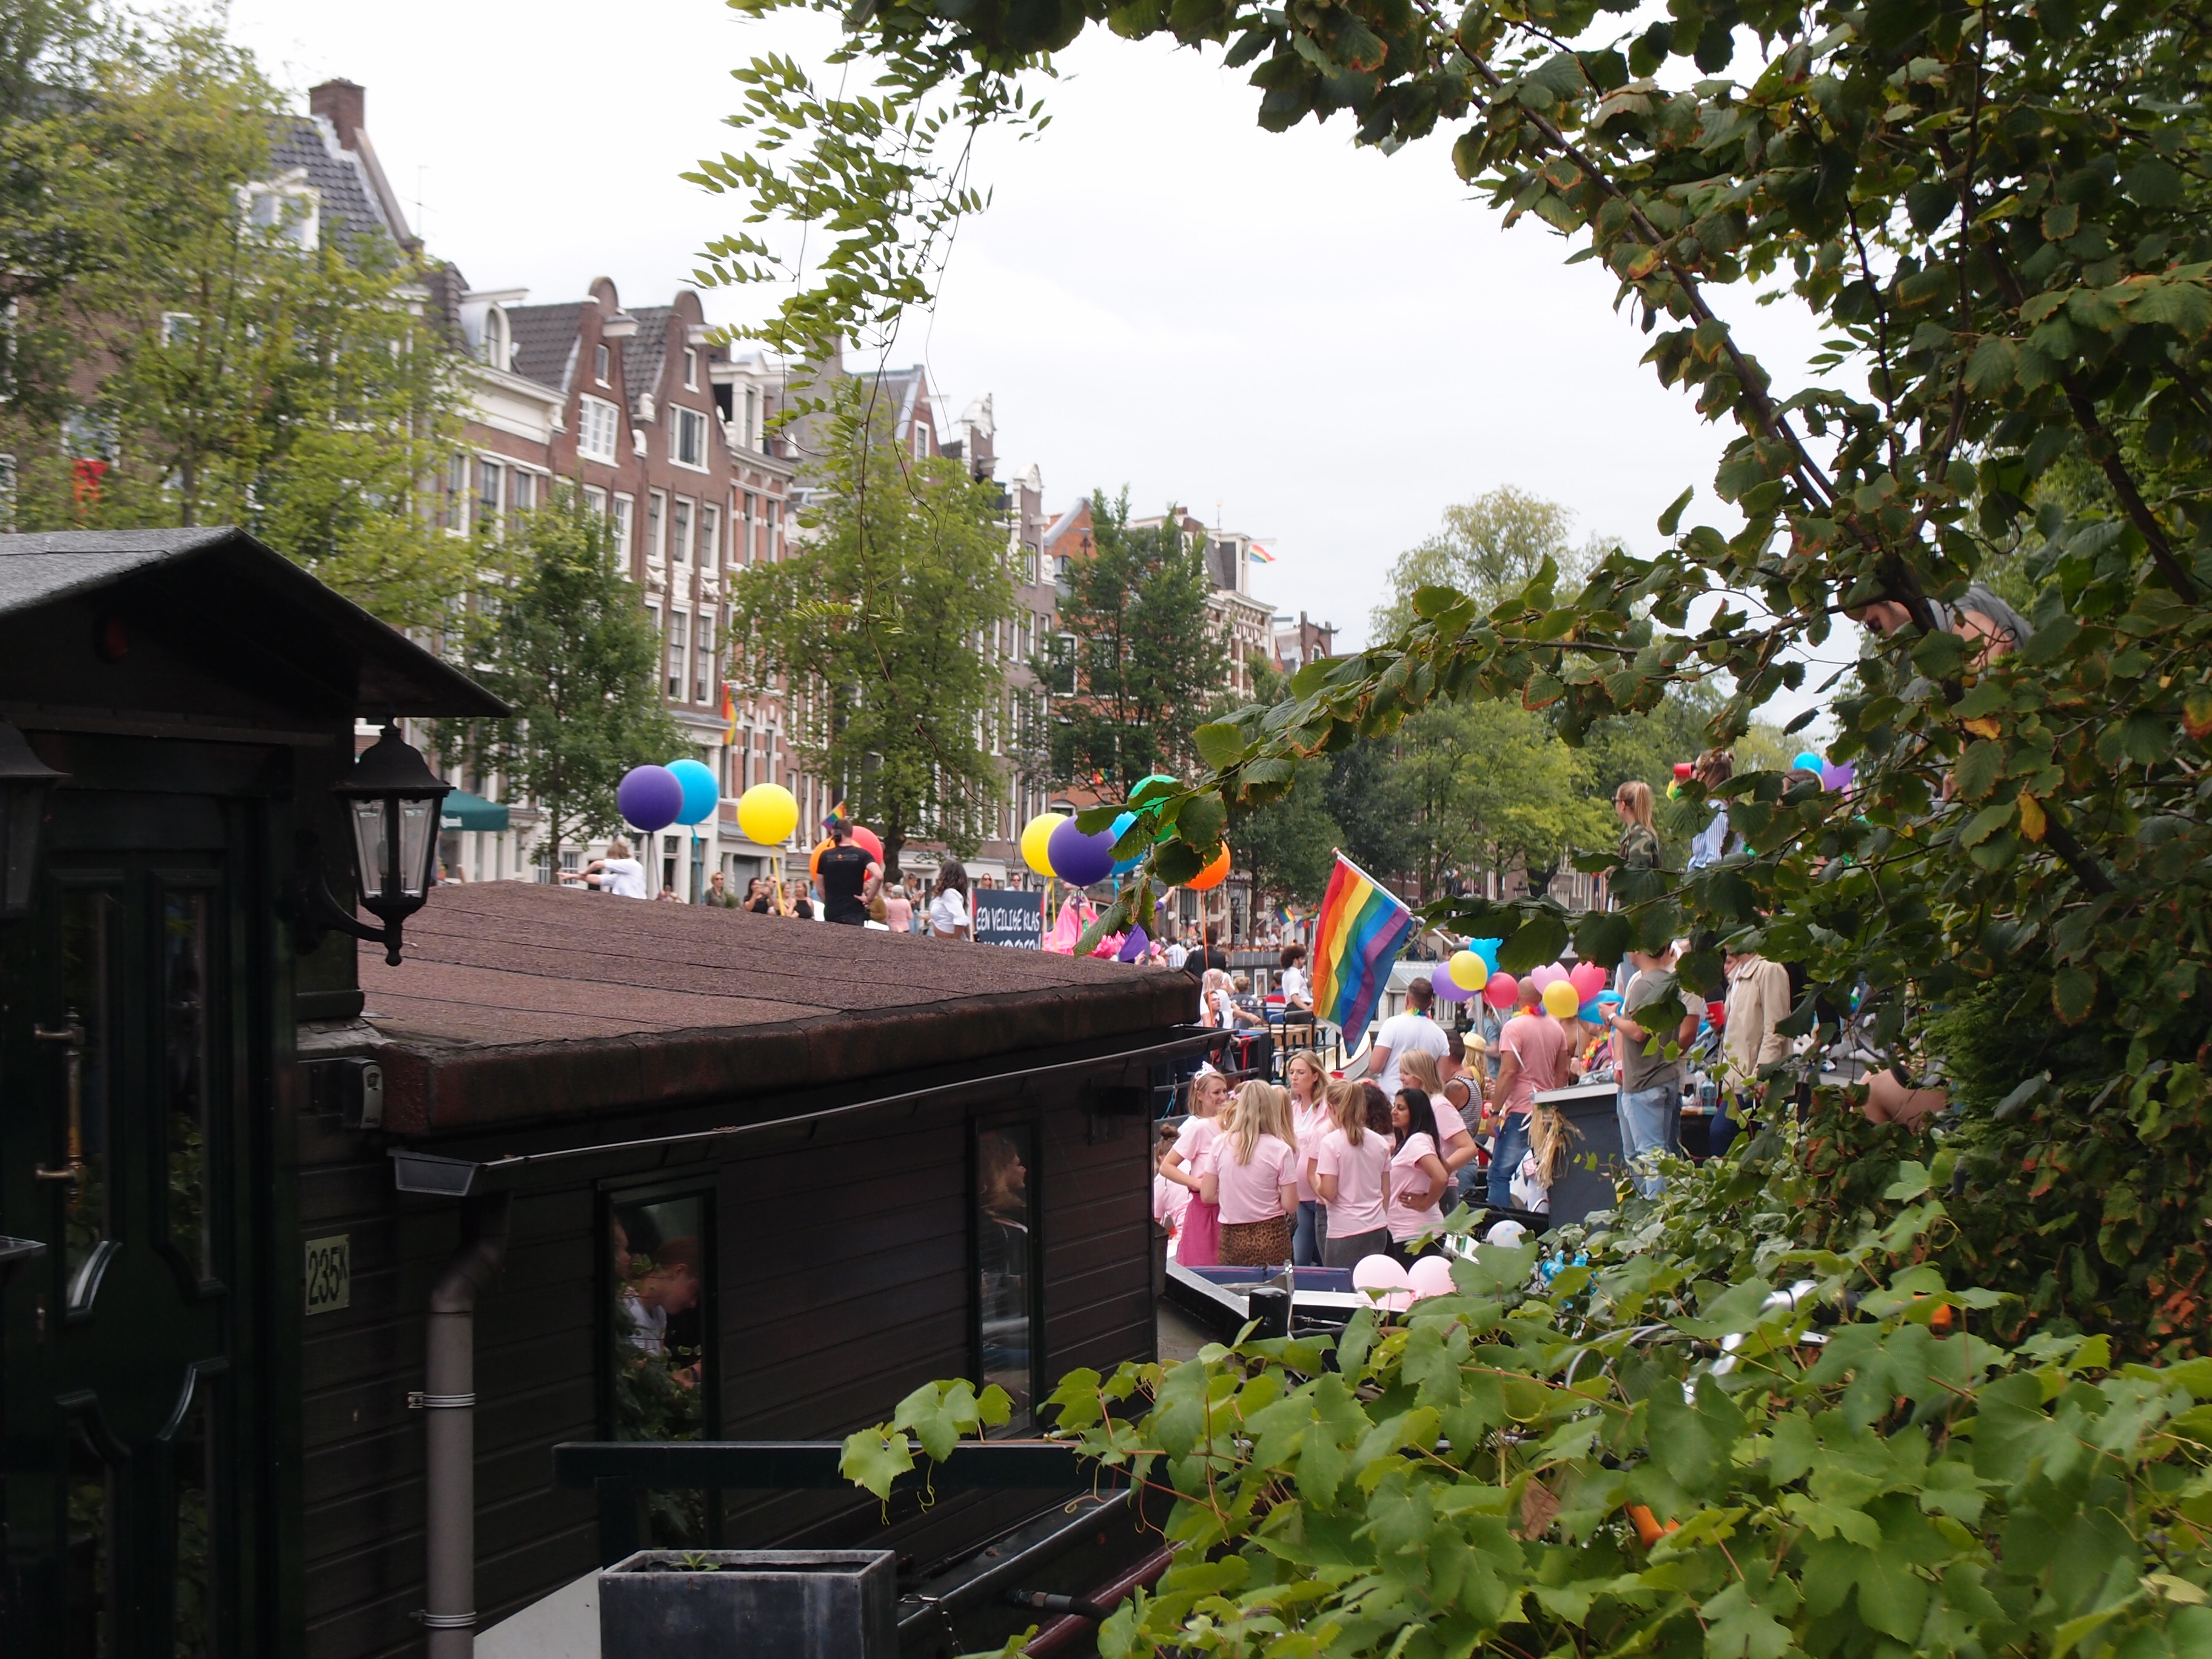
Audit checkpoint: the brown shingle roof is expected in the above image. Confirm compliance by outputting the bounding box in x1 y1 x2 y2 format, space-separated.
354 881 1191 1135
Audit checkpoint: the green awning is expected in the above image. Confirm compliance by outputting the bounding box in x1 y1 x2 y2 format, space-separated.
441 789 510 833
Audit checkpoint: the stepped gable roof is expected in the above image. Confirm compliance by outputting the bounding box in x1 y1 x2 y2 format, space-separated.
507 303 585 394
0 526 504 718
267 115 400 252
352 880 1193 1136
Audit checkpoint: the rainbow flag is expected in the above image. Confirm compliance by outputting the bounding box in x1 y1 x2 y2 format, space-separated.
1310 853 1416 1042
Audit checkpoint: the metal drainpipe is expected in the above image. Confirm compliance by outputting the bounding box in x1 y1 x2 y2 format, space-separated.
418 1192 511 1659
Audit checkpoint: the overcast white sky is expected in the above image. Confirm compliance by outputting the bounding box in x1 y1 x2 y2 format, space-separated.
229 0 1849 723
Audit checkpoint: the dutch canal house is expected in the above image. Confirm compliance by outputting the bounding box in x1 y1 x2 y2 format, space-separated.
0 528 1194 1658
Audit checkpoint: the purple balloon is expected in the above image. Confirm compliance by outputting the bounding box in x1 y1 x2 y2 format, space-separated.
617 763 683 833
1432 959 1474 1002
1116 925 1150 963
1822 760 1857 792
1048 816 1116 886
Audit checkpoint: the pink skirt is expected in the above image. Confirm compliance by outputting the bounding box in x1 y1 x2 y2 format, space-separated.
1177 1198 1222 1267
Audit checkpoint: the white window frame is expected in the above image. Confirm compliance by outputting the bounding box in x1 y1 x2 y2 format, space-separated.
672 406 709 472
239 173 320 250
583 484 607 517
700 504 721 571
646 491 668 569
594 343 611 386
683 347 699 390
577 395 620 464
666 610 689 700
611 494 635 572
694 612 716 704
672 497 694 565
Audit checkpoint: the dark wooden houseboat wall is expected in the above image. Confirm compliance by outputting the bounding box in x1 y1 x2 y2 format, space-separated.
293 883 1189 1659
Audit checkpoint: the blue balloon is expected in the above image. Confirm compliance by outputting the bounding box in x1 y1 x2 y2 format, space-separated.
1108 811 1144 875
1469 937 1501 970
666 758 719 826
1792 749 1826 773
616 765 683 833
1577 999 1604 1023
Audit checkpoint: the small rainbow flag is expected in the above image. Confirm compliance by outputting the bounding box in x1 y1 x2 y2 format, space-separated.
1249 545 1276 564
1310 853 1416 1042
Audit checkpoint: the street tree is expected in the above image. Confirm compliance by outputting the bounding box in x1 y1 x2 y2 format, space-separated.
1 19 471 628
1231 657 1342 909
1039 491 1227 797
727 384 1014 875
441 495 680 877
1371 485 1606 637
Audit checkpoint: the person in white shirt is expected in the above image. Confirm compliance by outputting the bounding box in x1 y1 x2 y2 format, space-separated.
1277 944 1312 1013
1368 976 1450 1094
571 839 648 898
928 860 972 939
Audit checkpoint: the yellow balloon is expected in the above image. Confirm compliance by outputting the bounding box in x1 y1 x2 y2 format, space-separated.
1448 950 1489 992
736 783 798 846
1541 979 1581 1019
1021 813 1065 877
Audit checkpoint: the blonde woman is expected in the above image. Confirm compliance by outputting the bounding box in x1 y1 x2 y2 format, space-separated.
1198 1081 1299 1267
1615 779 1660 872
1161 1066 1229 1265
1310 1079 1391 1266
1397 1050 1480 1184
1284 1051 1332 1266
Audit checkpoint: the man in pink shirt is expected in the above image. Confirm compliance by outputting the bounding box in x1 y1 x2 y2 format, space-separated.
1486 980 1570 1207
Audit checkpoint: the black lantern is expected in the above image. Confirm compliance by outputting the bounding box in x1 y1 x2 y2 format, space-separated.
0 720 65 922
287 721 451 966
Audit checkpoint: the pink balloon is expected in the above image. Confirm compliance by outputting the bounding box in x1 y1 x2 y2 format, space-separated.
1530 962 1564 991
1569 962 1608 1002
1351 1254 1409 1296
1407 1255 1457 1301
1483 972 1520 1010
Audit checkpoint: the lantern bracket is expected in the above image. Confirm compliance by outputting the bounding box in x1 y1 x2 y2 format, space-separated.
282 829 414 966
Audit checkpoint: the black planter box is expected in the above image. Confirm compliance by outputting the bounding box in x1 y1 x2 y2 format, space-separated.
599 1549 898 1659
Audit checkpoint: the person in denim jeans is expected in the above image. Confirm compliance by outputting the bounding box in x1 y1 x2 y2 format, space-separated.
1604 941 1703 1198
1484 982 1569 1207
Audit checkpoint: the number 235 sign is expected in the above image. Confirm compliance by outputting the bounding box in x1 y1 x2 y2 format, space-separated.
305 1235 350 1316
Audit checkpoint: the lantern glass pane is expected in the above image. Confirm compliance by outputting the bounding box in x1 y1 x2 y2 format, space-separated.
1 783 38 916
397 798 437 900
349 798 389 903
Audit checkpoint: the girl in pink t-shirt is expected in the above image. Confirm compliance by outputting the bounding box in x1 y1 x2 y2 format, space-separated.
1198 1081 1299 1268
1311 1079 1392 1267
1285 1051 1332 1267
1161 1067 1228 1265
1386 1087 1454 1262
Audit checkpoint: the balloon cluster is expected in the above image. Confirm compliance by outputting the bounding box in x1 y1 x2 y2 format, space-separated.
1792 750 1857 793
1430 937 1500 1004
1351 1252 1458 1309
617 759 722 833
1019 774 1231 890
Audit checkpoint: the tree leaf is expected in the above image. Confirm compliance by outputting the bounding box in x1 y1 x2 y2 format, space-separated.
2052 965 2097 1023
839 1426 913 1499
1955 740 2005 800
1194 722 1250 771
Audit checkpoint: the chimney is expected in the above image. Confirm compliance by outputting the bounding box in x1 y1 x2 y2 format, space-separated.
310 79 366 150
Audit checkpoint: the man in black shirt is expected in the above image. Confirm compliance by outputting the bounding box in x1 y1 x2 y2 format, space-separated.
817 818 876 925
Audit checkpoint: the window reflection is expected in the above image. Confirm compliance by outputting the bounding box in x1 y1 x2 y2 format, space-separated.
164 890 213 1278
976 1127 1033 1428
608 1195 710 1546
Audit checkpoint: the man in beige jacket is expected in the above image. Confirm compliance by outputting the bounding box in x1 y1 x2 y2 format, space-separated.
1716 947 1792 1154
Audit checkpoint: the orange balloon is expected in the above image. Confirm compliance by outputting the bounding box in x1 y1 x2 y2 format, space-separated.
808 837 832 878
1187 845 1232 891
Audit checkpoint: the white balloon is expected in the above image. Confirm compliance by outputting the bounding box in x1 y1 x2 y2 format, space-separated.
1350 1254 1409 1296
1407 1255 1458 1300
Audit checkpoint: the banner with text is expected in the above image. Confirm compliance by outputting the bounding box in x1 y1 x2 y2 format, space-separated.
974 889 1045 948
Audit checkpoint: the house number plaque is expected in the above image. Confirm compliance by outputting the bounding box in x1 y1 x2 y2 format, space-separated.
304 1235 351 1315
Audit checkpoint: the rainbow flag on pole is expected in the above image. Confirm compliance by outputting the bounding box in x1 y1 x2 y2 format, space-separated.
1310 853 1416 1042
